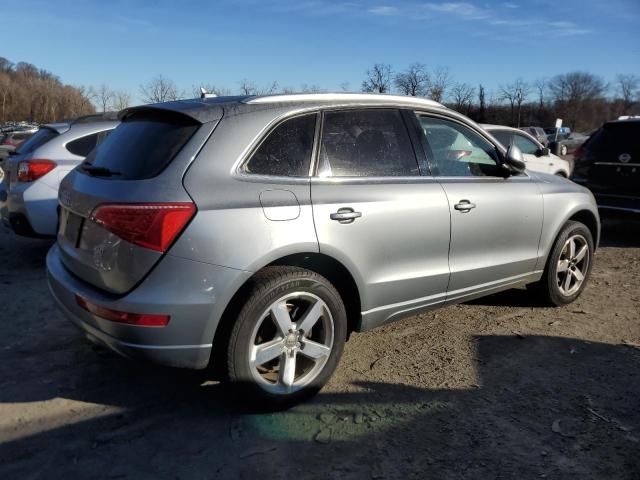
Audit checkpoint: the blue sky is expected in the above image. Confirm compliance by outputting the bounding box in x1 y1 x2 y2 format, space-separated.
1 0 639 104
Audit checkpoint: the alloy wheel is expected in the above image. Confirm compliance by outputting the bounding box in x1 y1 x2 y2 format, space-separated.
248 292 334 394
556 234 590 296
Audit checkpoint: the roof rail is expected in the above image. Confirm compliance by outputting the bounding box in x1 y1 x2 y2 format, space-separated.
244 92 444 108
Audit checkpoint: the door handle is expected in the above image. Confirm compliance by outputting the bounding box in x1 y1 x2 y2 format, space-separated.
454 200 476 212
330 208 362 224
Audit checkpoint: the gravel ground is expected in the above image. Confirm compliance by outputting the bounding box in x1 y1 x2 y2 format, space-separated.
0 214 639 479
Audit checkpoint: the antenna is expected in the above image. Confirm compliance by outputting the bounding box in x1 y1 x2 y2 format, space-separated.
200 87 217 99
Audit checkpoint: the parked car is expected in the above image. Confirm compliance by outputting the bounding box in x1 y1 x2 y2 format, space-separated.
0 128 37 148
544 127 588 156
1 114 118 237
571 118 639 214
520 126 549 147
47 93 599 406
483 124 571 176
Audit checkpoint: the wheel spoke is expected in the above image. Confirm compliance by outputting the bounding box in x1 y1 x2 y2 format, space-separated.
279 352 296 388
568 238 576 258
300 339 331 360
563 271 572 292
557 259 570 272
296 300 325 334
270 302 293 337
574 244 588 262
573 267 584 282
252 338 284 367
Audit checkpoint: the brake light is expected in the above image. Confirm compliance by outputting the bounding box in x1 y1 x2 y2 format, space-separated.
75 295 170 327
17 159 56 182
90 202 196 252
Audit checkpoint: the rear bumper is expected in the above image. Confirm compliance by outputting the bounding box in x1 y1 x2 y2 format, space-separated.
47 243 252 369
1 179 58 237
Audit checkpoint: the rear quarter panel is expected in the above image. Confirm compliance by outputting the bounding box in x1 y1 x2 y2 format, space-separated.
175 106 320 271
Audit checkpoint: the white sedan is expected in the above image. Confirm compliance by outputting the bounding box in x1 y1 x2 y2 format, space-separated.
482 124 572 177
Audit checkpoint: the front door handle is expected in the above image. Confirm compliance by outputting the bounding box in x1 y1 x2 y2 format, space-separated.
454 200 476 212
330 208 362 224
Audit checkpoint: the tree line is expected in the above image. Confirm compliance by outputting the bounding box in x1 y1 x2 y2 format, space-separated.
0 57 96 123
360 63 639 132
2 55 638 133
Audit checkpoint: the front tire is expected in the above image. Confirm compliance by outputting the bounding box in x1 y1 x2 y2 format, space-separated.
227 266 347 407
532 220 594 306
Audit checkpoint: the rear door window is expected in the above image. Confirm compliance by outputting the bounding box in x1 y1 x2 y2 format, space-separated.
317 109 419 177
15 128 59 155
82 113 199 179
243 113 317 176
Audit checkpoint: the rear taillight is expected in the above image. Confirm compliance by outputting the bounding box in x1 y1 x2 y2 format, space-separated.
18 159 56 182
75 295 170 327
89 202 196 252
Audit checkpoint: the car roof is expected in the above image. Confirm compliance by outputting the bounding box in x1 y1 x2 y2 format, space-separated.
121 93 447 124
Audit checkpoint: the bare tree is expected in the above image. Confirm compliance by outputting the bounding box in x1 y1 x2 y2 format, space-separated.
140 75 181 103
300 83 323 93
111 90 131 110
339 81 351 92
0 72 10 121
477 84 486 123
451 82 475 112
362 64 392 93
499 78 530 127
548 72 606 129
394 63 429 96
238 79 258 95
94 83 114 112
427 66 452 102
533 78 547 110
615 74 639 112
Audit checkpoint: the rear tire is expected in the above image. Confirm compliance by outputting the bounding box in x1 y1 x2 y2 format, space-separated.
530 220 594 306
227 266 347 408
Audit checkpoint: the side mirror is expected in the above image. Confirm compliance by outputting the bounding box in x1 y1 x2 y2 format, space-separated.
503 144 526 174
537 147 550 157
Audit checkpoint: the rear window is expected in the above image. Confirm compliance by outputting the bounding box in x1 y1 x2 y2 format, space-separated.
15 128 59 154
82 112 199 180
588 122 640 154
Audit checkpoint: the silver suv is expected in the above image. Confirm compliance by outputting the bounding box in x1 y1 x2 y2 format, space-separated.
47 94 600 406
1 114 118 236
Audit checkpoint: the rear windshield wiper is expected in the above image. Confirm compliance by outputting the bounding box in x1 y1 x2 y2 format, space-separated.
80 163 122 177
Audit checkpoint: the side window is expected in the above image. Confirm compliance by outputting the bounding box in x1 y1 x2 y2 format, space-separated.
318 109 418 177
513 133 539 155
243 114 316 177
417 115 501 177
490 130 513 149
66 133 99 157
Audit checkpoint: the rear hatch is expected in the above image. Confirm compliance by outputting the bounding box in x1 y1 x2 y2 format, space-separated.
56 105 221 294
586 121 640 196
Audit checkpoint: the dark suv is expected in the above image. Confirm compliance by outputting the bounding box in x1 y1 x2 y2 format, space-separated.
571 118 639 214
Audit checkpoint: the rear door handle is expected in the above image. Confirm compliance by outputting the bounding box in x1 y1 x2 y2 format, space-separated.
454 200 476 212
330 208 362 224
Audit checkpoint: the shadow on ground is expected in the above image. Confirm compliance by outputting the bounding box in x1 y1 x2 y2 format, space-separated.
1 332 638 479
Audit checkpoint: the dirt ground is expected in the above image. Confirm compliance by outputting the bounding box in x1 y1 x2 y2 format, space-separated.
0 213 639 480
